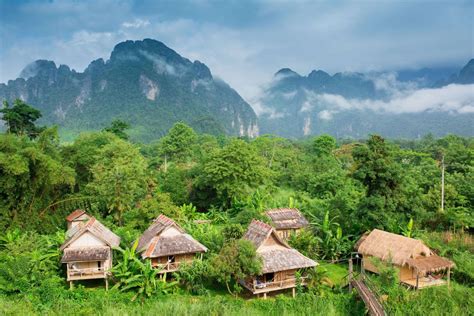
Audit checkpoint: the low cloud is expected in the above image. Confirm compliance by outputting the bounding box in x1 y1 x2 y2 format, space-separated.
122 19 150 29
305 84 474 119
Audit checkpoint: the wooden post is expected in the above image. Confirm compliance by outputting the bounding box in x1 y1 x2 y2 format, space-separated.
447 267 451 289
105 278 109 291
349 257 353 292
415 271 419 290
69 281 73 290
441 154 445 213
292 287 296 298
263 292 267 300
361 258 365 278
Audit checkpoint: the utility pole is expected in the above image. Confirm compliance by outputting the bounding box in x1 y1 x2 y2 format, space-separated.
441 154 445 213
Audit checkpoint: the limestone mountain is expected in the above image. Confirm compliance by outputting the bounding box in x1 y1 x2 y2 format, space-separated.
0 39 259 142
258 60 474 138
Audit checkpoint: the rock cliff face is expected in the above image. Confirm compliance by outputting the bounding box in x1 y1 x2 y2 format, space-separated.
0 39 259 141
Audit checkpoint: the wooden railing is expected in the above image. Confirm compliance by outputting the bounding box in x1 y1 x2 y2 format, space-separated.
69 267 106 275
243 277 308 292
153 262 180 272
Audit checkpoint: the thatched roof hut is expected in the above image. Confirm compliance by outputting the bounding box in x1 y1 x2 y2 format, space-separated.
137 214 207 260
243 219 316 274
356 229 454 288
356 229 454 274
60 211 121 288
265 208 309 230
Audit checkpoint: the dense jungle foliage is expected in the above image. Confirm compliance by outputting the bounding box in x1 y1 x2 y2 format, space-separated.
0 101 473 315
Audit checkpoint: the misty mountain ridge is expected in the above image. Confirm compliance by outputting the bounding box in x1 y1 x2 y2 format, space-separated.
257 59 474 138
0 38 473 140
0 39 258 142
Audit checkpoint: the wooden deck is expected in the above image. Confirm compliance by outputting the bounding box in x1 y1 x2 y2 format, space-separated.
67 267 108 281
241 278 307 294
402 277 447 289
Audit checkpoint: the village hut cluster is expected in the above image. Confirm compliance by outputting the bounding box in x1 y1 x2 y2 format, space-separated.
59 209 455 296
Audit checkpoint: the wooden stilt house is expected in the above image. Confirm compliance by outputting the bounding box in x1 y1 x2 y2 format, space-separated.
265 208 309 240
60 211 121 289
355 229 455 289
241 220 317 298
137 214 207 273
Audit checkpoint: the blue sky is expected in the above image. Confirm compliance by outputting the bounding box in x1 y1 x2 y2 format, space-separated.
0 0 473 99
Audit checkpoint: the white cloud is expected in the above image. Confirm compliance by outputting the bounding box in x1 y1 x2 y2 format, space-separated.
122 19 150 29
301 84 474 118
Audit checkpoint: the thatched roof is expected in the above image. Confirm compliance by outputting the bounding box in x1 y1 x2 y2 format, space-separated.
356 229 454 272
243 219 287 248
259 249 317 273
138 214 207 259
144 234 208 258
61 247 110 263
137 214 184 252
60 217 121 251
243 220 317 273
265 208 309 230
66 209 88 222
406 255 455 274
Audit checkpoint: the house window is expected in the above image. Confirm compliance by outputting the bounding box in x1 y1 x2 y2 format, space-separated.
98 261 102 269
265 273 275 283
168 255 175 263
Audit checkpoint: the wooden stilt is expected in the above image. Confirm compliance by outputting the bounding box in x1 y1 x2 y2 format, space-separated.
263 292 267 300
415 272 419 290
292 287 296 298
69 281 73 290
105 278 109 291
447 267 451 289
361 258 365 278
349 257 353 292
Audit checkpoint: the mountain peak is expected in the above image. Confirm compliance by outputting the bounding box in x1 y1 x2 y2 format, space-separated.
110 39 185 63
456 58 474 84
20 60 57 79
308 69 330 80
274 68 300 78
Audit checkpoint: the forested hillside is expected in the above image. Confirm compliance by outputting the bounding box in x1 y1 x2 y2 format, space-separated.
0 101 473 315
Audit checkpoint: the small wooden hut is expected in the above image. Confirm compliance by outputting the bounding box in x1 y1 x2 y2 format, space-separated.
241 219 317 298
60 211 121 289
265 208 309 239
136 214 207 273
356 229 455 289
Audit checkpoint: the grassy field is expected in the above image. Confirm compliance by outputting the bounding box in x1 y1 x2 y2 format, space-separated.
0 290 364 316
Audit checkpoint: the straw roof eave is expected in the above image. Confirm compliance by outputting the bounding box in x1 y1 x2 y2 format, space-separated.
406 255 455 275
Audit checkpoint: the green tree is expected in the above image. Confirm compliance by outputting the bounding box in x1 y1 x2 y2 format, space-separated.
210 239 262 295
86 139 148 225
194 139 270 207
102 119 130 140
352 135 403 230
0 130 75 230
158 122 197 165
1 99 43 138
